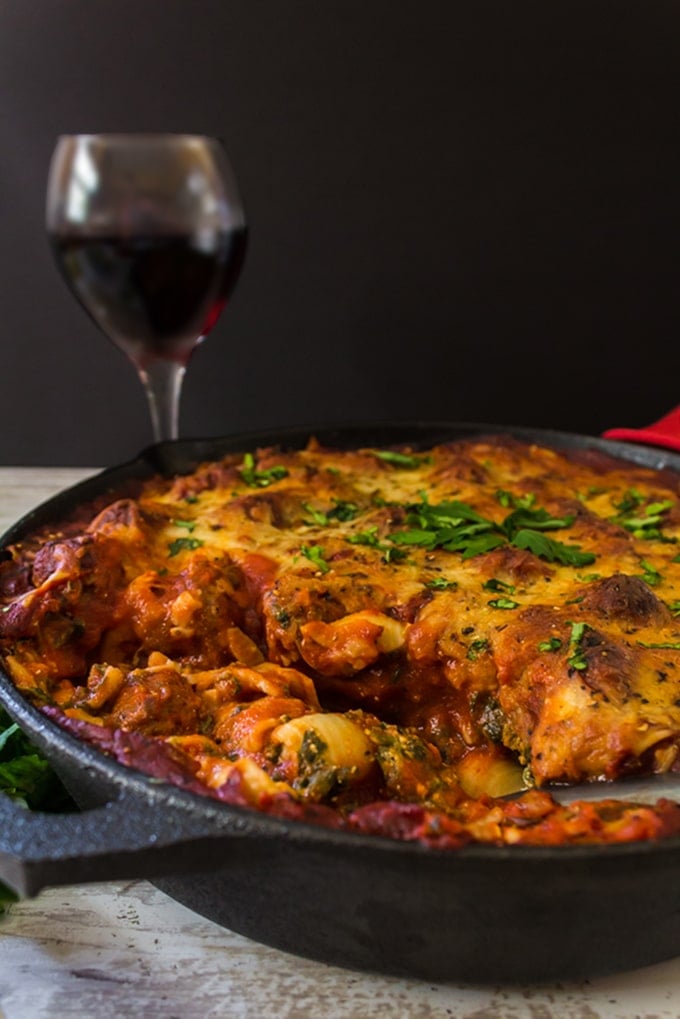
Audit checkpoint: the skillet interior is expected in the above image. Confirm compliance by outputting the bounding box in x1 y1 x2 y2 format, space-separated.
2 419 680 983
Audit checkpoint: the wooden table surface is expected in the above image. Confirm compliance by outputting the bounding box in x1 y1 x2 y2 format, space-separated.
1 467 679 1019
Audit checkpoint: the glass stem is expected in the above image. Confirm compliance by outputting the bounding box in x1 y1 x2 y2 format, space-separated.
137 359 186 443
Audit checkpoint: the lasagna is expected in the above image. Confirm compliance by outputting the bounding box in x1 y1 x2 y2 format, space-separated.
2 434 680 849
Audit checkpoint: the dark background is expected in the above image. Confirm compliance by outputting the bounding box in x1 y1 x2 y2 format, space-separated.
1 0 678 466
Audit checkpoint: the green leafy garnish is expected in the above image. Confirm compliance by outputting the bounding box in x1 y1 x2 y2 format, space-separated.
347 526 382 547
639 560 663 587
239 452 289 488
502 506 576 534
390 498 506 559
496 490 536 510
637 641 680 650
0 708 75 913
300 544 331 574
347 527 408 563
172 518 196 532
371 449 431 469
168 537 204 557
425 577 458 590
302 503 331 526
482 578 516 594
538 637 563 653
611 490 675 540
567 621 588 671
303 499 360 526
343 489 595 567
511 529 595 567
467 638 490 660
487 598 519 610
328 500 360 522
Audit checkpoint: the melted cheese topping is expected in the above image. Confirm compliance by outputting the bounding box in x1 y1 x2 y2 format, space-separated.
2 435 680 847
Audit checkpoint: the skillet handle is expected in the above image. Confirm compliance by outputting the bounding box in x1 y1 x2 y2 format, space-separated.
0 783 252 898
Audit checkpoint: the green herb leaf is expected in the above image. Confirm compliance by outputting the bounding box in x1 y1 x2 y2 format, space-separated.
425 577 458 590
611 490 675 540
390 527 440 548
239 452 289 488
172 518 196 532
467 638 490 660
487 597 519 610
167 537 204 557
496 490 536 510
567 621 588 670
0 709 74 812
346 527 408 563
637 641 680 650
538 637 563 653
482 578 516 594
328 499 359 522
444 532 508 559
300 545 330 573
371 449 431 469
502 507 575 535
347 526 381 548
639 560 663 587
302 503 330 526
511 529 596 567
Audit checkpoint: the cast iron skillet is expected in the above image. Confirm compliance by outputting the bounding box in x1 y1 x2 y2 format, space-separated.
1 420 680 985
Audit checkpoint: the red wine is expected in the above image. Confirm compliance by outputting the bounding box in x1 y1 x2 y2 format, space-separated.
49 229 247 365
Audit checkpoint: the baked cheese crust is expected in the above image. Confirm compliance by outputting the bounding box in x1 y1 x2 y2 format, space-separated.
2 434 680 848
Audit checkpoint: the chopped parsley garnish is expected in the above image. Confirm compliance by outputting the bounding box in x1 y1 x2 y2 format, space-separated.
487 598 519 610
567 621 588 671
349 490 596 567
611 490 675 541
666 600 680 617
239 452 289 488
371 449 431 469
300 544 331 573
639 560 663 587
538 637 563 653
637 641 680 650
302 499 360 526
328 499 360 522
496 490 536 510
511 529 595 567
483 578 516 594
347 526 382 547
0 709 73 813
168 537 204 557
172 518 196 532
0 708 76 912
302 503 331 526
467 638 490 660
347 527 408 563
425 577 458 590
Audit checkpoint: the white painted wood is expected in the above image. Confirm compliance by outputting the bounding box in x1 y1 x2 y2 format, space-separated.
0 469 679 1018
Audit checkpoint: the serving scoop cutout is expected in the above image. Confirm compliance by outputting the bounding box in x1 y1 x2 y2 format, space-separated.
510 772 680 806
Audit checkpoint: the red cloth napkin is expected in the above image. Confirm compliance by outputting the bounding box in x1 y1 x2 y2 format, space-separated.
602 406 680 453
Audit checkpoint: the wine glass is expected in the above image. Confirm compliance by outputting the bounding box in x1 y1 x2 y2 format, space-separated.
45 134 247 443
